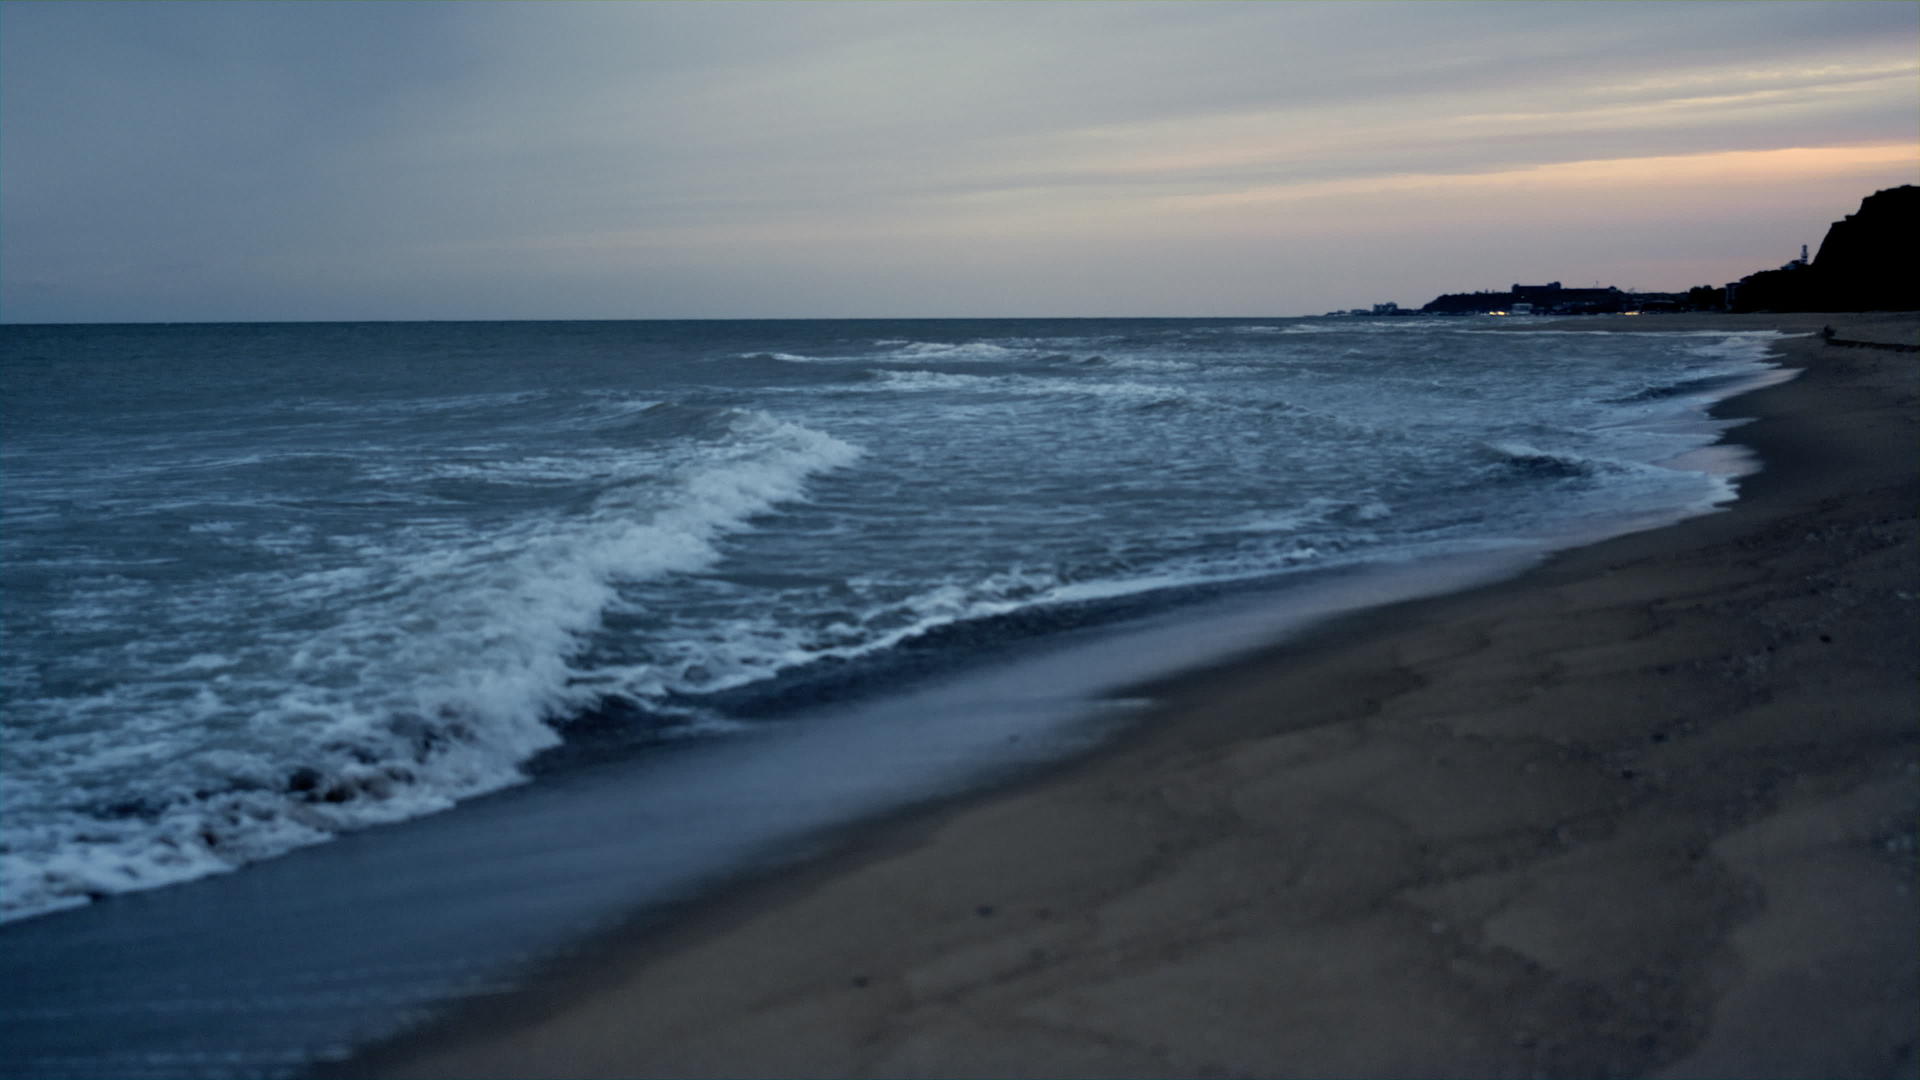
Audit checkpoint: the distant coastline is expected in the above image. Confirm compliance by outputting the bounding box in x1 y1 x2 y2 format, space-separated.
1330 183 1917 318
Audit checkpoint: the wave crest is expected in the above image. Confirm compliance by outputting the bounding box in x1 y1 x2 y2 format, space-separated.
0 410 863 924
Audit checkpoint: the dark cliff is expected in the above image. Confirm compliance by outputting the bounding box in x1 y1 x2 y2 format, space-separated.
1810 184 1916 310
1731 185 1917 312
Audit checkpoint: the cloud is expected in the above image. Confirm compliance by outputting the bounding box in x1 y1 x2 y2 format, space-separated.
1161 144 1920 214
2 0 1915 321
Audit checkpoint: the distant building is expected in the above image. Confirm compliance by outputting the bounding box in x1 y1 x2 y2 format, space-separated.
1629 293 1686 313
1420 282 1630 316
1509 282 1625 315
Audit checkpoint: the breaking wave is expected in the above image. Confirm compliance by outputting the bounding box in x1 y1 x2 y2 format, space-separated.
0 410 862 923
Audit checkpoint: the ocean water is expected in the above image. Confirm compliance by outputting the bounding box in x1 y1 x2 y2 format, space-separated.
0 316 1787 930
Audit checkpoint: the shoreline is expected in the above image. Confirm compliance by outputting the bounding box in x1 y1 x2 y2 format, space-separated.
342 313 1918 1079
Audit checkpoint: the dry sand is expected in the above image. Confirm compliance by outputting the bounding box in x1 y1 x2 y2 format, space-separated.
346 313 1918 1079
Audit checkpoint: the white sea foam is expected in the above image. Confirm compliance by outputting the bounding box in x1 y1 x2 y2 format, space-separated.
1 317 1784 931
1095 354 1203 373
585 566 1070 705
1680 335 1786 363
1458 328 1786 339
740 340 1026 365
1481 440 1623 478
868 369 1199 408
883 341 1021 362
1226 497 1393 535
0 410 862 924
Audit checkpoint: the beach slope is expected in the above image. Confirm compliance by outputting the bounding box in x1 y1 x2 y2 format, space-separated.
353 314 1918 1079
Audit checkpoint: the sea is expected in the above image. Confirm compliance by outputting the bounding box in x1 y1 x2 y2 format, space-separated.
0 316 1789 1076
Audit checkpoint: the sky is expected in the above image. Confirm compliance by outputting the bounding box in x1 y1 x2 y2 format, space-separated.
2 0 1915 322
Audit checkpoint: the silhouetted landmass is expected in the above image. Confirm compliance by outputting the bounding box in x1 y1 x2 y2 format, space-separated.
1729 185 1916 312
1419 283 1643 315
1397 186 1917 317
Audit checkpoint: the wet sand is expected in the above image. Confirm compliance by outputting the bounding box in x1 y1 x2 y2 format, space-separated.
347 313 1918 1079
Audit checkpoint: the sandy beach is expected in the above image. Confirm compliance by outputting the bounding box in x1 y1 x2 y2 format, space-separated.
344 313 1918 1079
